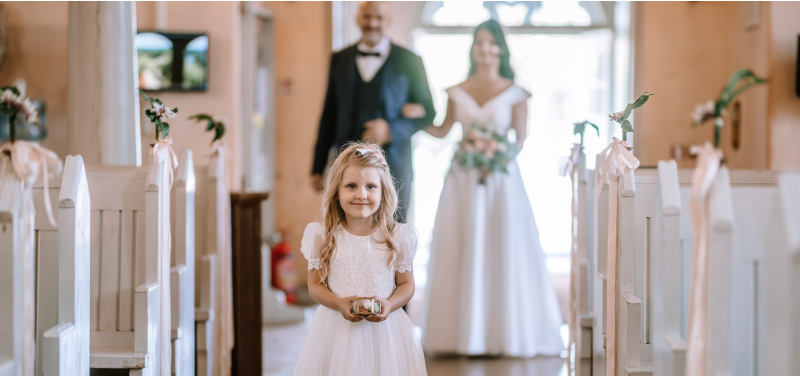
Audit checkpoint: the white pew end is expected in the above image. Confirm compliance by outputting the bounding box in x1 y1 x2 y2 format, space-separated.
170 150 195 376
652 160 685 376
0 158 26 376
33 155 91 375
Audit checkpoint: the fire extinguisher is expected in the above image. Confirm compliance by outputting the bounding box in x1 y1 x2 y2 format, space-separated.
270 233 298 304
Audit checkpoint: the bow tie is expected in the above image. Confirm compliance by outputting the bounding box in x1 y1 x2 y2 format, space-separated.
357 50 381 58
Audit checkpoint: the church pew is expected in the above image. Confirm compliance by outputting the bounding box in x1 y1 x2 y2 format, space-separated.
0 158 27 376
766 173 800 375
32 155 91 375
591 153 608 376
85 157 173 375
651 160 685 376
193 149 233 376
589 151 781 376
567 149 595 376
170 150 195 376
631 162 779 376
703 167 796 375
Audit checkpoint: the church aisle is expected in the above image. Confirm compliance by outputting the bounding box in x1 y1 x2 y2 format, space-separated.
262 307 567 376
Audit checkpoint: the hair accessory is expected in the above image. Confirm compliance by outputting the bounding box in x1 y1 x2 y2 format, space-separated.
356 148 388 167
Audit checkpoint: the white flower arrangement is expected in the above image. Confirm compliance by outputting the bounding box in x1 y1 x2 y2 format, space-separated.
690 68 766 147
139 89 178 140
1 86 39 142
608 92 654 142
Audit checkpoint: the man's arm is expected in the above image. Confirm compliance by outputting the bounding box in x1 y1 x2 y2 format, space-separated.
387 54 436 143
312 53 339 175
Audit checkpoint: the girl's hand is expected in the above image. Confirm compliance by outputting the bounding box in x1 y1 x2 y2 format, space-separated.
337 296 365 323
402 103 426 119
365 295 393 323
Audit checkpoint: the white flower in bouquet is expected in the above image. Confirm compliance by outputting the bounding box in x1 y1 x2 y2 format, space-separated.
1 88 38 123
608 111 625 122
691 100 716 124
153 102 176 122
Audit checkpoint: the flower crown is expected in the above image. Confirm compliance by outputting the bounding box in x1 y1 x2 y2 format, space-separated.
355 148 388 167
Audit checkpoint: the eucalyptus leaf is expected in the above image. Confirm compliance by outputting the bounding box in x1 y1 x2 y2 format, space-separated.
214 124 225 141
621 120 634 133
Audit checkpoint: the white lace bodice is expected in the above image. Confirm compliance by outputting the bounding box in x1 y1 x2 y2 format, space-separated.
300 222 418 299
447 85 531 135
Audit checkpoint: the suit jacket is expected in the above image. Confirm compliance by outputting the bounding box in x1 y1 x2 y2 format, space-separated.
312 43 436 188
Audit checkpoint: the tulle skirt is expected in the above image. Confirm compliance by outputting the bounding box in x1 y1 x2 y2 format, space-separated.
293 306 428 376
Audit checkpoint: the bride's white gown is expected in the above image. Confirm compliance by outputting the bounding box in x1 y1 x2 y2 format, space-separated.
421 85 564 357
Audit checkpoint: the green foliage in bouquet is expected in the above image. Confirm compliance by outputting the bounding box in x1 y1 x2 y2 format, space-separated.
453 123 517 185
188 113 226 143
690 68 767 147
572 120 599 145
609 92 654 142
139 89 178 140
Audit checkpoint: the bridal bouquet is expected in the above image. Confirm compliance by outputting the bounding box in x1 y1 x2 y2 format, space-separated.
454 123 516 185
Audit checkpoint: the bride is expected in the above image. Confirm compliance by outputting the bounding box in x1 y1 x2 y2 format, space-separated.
416 19 564 357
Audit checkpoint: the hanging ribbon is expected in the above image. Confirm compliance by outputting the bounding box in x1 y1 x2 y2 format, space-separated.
596 137 639 376
0 141 63 228
685 141 722 376
0 141 62 376
150 138 179 190
562 143 583 178
148 138 179 376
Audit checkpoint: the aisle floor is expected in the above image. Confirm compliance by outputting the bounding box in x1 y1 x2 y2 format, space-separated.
263 308 567 376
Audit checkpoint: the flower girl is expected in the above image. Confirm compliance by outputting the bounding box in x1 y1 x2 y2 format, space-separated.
294 143 427 376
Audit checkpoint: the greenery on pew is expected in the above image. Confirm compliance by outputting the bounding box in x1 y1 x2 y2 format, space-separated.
188 113 226 143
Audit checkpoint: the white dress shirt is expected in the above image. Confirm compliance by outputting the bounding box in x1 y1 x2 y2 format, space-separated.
355 37 391 83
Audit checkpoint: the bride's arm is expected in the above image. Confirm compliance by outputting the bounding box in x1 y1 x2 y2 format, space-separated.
510 100 529 152
424 98 456 139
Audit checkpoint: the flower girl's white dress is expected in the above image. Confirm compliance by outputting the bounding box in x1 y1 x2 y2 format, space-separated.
421 85 564 357
294 223 427 376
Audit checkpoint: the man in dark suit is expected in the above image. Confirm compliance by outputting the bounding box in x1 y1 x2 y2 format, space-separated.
311 1 436 222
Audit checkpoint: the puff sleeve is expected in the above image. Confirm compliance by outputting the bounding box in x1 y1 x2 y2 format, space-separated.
300 222 325 270
395 224 419 273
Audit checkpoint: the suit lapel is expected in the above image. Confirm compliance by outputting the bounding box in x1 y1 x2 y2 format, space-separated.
338 46 357 117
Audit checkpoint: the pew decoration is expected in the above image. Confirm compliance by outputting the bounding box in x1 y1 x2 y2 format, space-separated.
1 86 38 143
596 136 640 375
572 120 599 146
189 113 227 143
0 138 62 375
140 88 179 140
685 142 723 376
563 120 600 177
139 89 181 372
690 68 767 147
608 92 653 142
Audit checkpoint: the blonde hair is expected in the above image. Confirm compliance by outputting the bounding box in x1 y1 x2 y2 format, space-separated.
316 142 400 284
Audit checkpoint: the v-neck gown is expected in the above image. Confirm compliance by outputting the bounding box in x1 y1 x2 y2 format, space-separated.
421 85 565 357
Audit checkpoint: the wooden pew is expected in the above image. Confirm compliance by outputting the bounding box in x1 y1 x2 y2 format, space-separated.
86 157 172 375
0 158 27 376
651 160 686 376
170 150 195 376
193 149 233 376
767 173 800 375
32 155 91 375
591 153 608 376
568 150 595 376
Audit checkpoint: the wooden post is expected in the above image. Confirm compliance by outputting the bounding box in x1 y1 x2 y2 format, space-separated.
67 1 141 166
230 193 269 376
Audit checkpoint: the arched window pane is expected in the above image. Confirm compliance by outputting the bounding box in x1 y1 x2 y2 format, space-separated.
422 1 605 27
429 1 491 26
